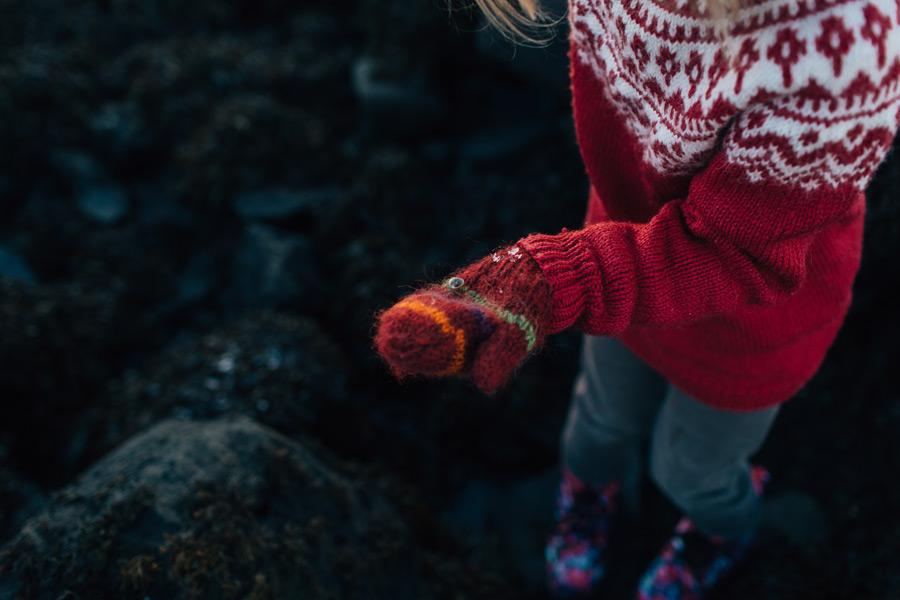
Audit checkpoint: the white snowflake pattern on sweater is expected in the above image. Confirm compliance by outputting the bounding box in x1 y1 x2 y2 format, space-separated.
571 0 900 190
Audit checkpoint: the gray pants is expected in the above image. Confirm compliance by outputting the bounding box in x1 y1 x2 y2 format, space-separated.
562 335 779 540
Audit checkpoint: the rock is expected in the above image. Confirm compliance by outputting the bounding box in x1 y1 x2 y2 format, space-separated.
475 31 569 93
230 223 320 309
0 46 99 178
352 57 445 140
93 313 349 455
232 186 340 221
0 278 136 483
48 151 131 224
49 151 107 186
855 136 900 314
443 468 559 590
0 417 504 599
170 92 337 208
0 449 47 546
75 184 130 224
89 100 153 160
11 196 174 296
761 490 831 544
172 252 220 308
0 245 35 284
0 279 126 407
458 122 551 163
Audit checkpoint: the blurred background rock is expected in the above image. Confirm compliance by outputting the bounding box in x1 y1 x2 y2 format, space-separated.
0 0 897 598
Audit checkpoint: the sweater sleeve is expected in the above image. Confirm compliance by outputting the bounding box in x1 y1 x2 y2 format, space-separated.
519 92 900 336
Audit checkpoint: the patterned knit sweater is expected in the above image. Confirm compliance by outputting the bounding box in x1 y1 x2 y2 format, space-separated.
519 0 900 410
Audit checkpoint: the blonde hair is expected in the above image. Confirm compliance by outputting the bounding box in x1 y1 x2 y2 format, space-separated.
475 0 745 44
473 0 556 45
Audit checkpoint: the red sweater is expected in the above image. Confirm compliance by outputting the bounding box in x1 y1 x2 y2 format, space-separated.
520 0 900 410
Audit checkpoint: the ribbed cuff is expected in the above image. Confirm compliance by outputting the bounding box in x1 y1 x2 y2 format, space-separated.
519 230 602 334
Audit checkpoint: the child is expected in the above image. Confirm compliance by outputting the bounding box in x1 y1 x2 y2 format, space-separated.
375 0 900 597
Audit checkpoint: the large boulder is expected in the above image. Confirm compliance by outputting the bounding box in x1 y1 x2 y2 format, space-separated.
0 418 504 599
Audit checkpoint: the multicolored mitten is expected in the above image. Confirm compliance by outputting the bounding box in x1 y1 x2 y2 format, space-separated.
374 246 553 394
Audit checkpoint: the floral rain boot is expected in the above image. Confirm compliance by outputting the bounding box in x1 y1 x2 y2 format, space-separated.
635 466 770 600
546 468 621 598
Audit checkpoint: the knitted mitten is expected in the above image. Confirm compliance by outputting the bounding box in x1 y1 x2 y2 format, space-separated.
635 466 770 600
545 468 621 598
374 246 553 394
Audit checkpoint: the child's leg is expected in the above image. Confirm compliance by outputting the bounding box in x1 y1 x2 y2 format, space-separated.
547 335 668 596
648 388 779 540
562 335 669 487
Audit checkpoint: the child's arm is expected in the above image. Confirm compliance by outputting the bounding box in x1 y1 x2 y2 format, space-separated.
376 88 900 394
520 88 898 335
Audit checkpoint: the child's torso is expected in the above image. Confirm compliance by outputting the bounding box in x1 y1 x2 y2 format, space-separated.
570 0 900 188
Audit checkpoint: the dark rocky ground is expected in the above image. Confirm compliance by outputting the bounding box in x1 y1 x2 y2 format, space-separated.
0 0 898 598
